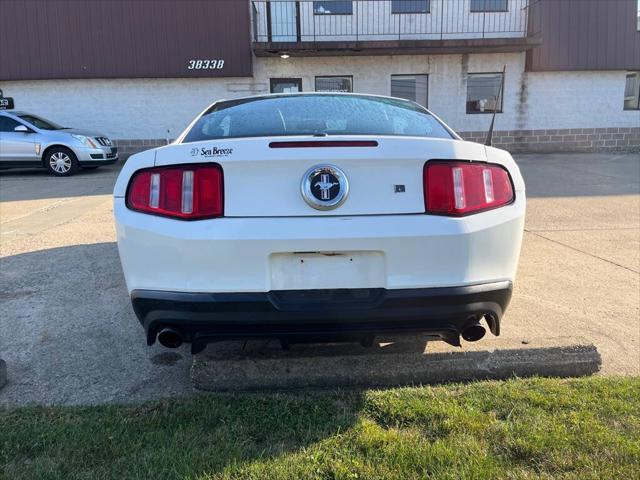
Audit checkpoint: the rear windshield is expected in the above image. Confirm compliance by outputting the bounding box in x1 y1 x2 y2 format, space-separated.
182 94 454 143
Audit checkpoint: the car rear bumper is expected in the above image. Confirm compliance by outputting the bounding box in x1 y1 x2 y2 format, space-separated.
114 197 525 293
132 281 512 353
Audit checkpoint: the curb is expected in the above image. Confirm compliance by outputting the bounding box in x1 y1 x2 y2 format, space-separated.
0 359 6 390
191 337 601 392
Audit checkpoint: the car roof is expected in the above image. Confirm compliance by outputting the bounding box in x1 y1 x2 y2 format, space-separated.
0 110 28 116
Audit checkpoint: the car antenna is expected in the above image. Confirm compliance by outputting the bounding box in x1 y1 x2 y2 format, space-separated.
485 65 506 146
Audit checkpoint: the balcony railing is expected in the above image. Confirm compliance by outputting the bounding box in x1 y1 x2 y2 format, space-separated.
252 0 533 44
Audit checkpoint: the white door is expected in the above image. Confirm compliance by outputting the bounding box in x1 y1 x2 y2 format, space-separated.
270 1 297 41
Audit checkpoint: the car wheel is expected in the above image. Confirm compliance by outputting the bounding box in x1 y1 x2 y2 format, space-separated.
45 148 79 177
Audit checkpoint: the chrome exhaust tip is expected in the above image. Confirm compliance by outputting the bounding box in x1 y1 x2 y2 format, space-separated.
461 322 486 342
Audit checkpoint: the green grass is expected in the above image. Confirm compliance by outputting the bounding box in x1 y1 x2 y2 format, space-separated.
1 377 639 480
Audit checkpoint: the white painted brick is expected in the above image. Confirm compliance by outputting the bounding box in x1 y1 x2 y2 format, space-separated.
2 52 638 139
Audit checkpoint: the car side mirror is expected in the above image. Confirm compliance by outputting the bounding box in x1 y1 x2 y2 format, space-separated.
14 125 31 133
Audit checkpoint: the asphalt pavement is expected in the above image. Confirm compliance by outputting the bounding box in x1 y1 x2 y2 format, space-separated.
0 153 638 406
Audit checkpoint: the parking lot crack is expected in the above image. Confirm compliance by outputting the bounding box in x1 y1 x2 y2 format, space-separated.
524 229 640 274
0 196 109 239
528 227 638 233
0 198 72 225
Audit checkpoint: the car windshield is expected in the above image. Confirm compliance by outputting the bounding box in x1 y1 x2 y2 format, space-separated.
17 114 64 130
182 94 454 143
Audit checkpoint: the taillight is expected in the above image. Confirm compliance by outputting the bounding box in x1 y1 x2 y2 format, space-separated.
424 161 514 216
126 164 223 220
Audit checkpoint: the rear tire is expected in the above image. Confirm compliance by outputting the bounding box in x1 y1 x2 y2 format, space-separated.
45 147 79 177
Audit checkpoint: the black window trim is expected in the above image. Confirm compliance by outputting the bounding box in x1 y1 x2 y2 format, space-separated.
390 73 429 108
391 0 431 14
270 77 303 93
312 1 353 15
12 115 40 130
623 72 640 111
466 71 505 115
469 0 509 13
314 75 354 92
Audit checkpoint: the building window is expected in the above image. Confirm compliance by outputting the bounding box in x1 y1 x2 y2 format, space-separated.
470 0 508 13
391 74 429 107
270 78 302 93
315 76 353 92
466 73 504 114
624 72 640 110
391 1 430 14
313 1 353 15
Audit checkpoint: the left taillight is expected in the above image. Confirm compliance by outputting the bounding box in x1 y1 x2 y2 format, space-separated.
126 164 223 220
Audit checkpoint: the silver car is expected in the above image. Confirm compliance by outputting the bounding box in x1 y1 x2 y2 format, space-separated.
0 111 118 176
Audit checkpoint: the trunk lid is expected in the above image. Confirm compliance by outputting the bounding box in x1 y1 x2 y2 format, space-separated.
154 136 487 217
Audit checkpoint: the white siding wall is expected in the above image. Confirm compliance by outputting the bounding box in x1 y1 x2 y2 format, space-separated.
1 52 638 139
257 53 640 132
521 70 640 131
0 78 254 140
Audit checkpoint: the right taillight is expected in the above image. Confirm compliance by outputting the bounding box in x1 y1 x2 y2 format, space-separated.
126 164 223 220
424 161 514 216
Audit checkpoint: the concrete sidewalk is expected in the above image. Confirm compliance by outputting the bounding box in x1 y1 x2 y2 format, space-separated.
0 153 638 406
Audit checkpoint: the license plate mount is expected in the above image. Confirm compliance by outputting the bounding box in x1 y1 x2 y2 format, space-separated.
269 251 386 291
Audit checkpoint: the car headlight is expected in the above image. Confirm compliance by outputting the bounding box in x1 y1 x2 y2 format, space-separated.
71 134 97 148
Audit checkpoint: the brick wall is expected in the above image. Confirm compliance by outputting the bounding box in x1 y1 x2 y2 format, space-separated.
459 127 640 153
112 139 168 160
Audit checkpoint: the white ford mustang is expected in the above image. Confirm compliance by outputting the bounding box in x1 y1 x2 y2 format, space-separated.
114 93 525 354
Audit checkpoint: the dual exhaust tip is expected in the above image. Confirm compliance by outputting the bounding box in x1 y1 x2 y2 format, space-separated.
157 320 487 350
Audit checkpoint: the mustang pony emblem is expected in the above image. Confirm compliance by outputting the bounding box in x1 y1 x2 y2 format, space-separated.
314 174 339 200
301 164 349 210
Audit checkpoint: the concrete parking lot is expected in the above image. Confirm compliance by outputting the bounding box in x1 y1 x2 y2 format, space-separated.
1 153 639 406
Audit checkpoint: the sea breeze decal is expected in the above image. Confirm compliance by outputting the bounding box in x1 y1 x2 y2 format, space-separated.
190 146 233 158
